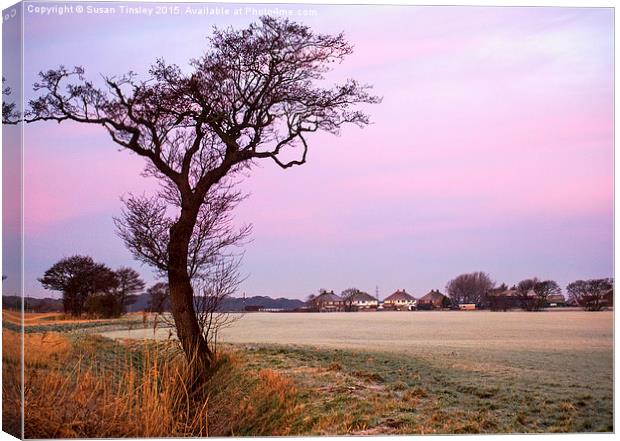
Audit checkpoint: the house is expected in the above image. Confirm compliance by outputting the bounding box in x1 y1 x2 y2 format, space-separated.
417 289 450 310
311 291 344 312
487 289 521 311
349 291 379 310
546 294 566 307
383 289 416 310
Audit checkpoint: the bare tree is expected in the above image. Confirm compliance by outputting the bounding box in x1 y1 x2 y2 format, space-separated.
341 287 362 312
445 272 495 307
567 278 613 311
2 77 19 125
516 278 539 311
26 17 379 371
193 257 245 357
532 280 561 311
114 182 251 280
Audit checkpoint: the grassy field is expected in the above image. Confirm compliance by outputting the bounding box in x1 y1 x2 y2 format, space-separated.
3 310 614 435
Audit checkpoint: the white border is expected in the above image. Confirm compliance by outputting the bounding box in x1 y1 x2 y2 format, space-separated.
0 1 616 441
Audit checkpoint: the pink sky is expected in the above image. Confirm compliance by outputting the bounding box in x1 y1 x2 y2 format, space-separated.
3 3 613 299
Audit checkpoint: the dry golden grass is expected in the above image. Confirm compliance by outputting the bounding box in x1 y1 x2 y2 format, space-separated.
2 329 23 437
4 309 613 436
3 329 305 438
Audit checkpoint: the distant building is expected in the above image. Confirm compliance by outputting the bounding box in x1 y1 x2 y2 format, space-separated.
312 291 344 312
383 289 416 310
349 291 379 310
546 294 566 307
487 289 520 311
417 290 450 310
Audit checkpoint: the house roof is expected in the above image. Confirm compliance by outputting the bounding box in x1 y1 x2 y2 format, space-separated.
384 290 415 302
314 291 343 303
418 290 448 303
350 291 377 302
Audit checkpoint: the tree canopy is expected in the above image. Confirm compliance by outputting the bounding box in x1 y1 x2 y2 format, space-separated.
445 272 495 306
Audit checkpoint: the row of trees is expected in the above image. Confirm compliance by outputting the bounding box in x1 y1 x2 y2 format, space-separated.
39 255 177 317
39 255 145 317
446 272 613 312
567 279 614 311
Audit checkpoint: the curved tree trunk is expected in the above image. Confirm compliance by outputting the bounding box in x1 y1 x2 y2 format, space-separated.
168 211 213 377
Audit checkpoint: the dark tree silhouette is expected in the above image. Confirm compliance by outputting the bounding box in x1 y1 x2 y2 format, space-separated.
39 255 116 316
2 77 19 125
567 278 613 311
532 280 561 311
113 267 146 313
84 267 145 317
84 292 122 318
445 272 495 306
26 17 379 371
516 278 540 311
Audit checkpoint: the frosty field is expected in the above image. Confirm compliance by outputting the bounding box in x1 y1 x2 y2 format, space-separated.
5 309 614 434
96 310 614 433
102 310 613 360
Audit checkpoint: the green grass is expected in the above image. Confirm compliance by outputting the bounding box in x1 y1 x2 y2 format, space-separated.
237 343 613 434
12 309 614 435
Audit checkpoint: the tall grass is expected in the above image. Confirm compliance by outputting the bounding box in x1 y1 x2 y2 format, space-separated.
3 330 305 438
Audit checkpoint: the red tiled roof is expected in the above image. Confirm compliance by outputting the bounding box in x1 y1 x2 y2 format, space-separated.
384 290 415 302
418 290 447 303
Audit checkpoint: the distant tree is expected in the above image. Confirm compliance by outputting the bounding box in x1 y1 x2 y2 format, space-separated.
305 293 318 310
113 267 146 313
441 295 452 309
147 282 171 314
445 272 495 306
532 280 561 311
341 288 362 312
84 292 121 318
81 267 145 317
39 255 116 316
567 278 613 311
516 278 539 311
